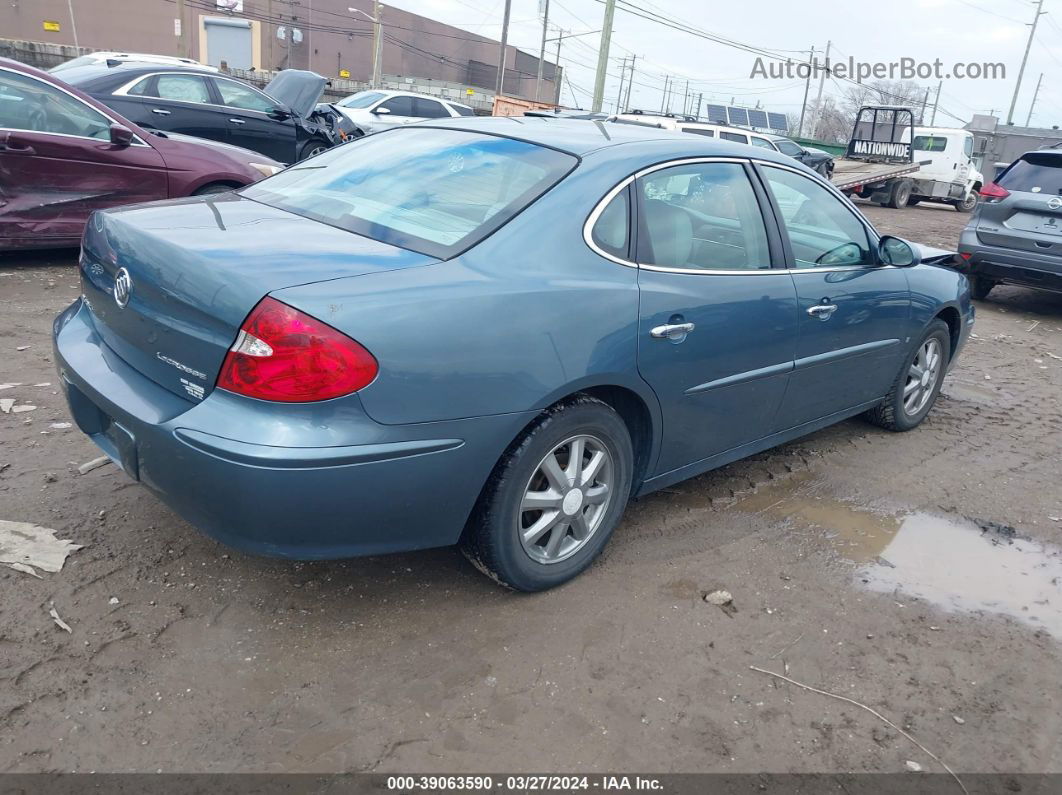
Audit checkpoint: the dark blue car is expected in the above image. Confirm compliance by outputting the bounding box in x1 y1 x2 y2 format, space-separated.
54 118 974 591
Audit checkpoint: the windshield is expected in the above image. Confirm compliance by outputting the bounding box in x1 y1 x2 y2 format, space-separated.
242 127 577 258
338 91 385 109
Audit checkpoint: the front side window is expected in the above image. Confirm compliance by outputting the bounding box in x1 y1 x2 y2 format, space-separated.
761 165 874 268
636 162 770 271
775 140 803 156
154 74 211 104
379 95 414 116
720 131 748 144
750 136 775 150
964 136 974 159
0 68 111 140
242 128 577 258
449 103 475 117
590 188 629 259
215 79 273 112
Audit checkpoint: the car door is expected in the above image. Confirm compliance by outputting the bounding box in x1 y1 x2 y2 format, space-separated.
0 67 167 248
629 159 799 474
210 75 294 162
371 95 415 130
140 73 226 144
757 163 912 429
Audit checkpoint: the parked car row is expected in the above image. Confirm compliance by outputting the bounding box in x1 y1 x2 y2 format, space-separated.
610 112 836 177
0 58 281 249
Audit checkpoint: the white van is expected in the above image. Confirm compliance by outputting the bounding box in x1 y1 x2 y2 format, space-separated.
610 113 779 147
908 127 984 212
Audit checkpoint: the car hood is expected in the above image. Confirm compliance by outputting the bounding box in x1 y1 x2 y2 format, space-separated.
804 147 833 160
913 242 958 266
264 70 327 118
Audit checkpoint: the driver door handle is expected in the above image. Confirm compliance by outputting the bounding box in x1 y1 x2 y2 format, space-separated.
650 322 696 339
151 108 171 115
228 118 246 124
807 304 838 319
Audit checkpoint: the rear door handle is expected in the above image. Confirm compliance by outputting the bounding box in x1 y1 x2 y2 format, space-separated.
151 108 171 115
228 118 246 124
650 322 695 340
807 304 838 319
0 133 35 155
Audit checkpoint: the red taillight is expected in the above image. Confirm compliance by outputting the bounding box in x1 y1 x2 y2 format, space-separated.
979 182 1010 200
217 297 378 402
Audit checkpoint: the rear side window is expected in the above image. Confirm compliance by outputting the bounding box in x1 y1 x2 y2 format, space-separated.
154 74 211 104
720 131 748 143
413 98 449 118
997 154 1062 194
913 135 948 152
590 188 629 259
242 128 577 258
379 95 414 115
681 127 714 137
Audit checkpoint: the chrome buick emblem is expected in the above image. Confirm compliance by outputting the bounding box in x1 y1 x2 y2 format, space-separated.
113 267 133 308
1048 197 1062 211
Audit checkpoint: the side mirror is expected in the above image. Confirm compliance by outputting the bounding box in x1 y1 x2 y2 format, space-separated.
879 235 921 267
268 105 291 120
372 106 391 115
109 124 135 147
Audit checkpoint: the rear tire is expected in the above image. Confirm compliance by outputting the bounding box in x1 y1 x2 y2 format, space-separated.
461 396 633 592
887 179 913 209
864 320 950 432
970 275 996 300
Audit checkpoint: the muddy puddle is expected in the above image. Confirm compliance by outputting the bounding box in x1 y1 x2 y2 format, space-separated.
735 478 1062 639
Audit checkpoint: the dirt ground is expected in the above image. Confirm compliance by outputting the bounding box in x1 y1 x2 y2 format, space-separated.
2 202 1061 777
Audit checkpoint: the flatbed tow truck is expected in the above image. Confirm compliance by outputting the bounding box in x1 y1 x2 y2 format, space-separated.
830 105 929 208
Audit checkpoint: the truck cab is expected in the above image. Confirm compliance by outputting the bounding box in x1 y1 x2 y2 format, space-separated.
908 127 983 212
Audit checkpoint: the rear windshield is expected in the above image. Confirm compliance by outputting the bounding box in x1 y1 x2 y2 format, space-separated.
241 127 577 258
997 153 1062 195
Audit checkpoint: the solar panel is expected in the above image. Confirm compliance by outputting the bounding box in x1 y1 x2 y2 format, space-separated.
767 112 788 131
705 104 728 124
748 109 769 128
727 107 749 126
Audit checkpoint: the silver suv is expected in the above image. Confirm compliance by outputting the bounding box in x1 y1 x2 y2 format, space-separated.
957 150 1062 299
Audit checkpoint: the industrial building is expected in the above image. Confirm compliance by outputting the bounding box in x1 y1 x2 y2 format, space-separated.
0 0 559 101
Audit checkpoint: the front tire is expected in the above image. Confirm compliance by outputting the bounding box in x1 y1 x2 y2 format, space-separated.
193 182 236 196
956 192 977 212
461 396 634 591
299 139 330 160
864 320 950 432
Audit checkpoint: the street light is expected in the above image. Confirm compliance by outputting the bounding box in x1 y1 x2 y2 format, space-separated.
348 3 384 89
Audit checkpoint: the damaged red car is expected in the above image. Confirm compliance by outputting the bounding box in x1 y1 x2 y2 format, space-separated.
0 58 281 250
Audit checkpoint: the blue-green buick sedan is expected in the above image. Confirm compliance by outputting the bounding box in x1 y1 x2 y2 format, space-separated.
54 117 973 590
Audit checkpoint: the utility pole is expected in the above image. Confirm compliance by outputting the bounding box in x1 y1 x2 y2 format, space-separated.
372 0 382 88
919 88 929 124
1026 72 1044 127
696 92 703 120
623 54 636 109
176 0 185 57
592 0 616 113
534 0 550 102
615 55 628 111
797 46 815 138
810 40 830 139
682 79 689 117
930 79 943 125
660 75 669 113
1007 0 1045 125
554 32 564 105
495 0 513 98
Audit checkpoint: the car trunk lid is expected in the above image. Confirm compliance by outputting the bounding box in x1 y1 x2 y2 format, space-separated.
79 193 434 403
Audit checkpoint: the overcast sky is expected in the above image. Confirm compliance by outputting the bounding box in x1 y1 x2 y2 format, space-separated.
393 0 1062 129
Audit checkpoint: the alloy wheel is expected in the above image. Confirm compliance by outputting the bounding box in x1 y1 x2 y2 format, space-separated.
903 338 943 416
518 434 614 565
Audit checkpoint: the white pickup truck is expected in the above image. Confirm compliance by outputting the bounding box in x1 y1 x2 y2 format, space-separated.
906 127 984 213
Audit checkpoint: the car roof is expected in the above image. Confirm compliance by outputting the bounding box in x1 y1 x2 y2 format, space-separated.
414 116 801 164
364 88 469 105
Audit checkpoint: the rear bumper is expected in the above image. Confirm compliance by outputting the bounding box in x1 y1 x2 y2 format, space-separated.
54 299 533 559
957 228 1062 293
